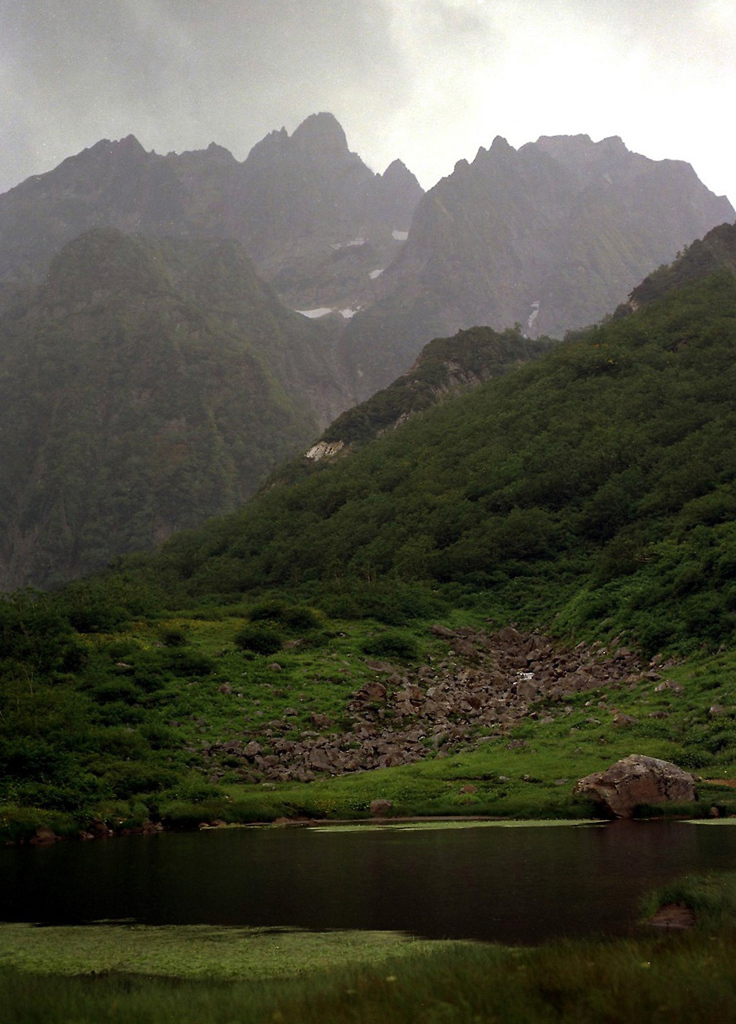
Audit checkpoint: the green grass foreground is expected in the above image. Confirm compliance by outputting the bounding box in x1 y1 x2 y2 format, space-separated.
4 922 736 1023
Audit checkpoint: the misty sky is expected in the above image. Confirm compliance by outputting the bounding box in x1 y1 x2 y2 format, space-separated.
1 0 734 203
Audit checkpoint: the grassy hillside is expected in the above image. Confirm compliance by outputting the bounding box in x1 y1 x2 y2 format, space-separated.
3 254 736 830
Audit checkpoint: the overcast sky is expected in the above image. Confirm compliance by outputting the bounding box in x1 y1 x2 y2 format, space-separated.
1 0 734 204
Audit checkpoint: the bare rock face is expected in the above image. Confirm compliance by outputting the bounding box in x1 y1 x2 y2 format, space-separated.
574 755 696 818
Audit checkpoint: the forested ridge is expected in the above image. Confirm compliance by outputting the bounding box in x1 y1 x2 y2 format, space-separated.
147 267 736 654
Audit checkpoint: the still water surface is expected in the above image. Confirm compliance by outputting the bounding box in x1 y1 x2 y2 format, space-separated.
4 820 736 943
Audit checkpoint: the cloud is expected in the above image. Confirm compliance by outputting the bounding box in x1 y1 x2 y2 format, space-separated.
0 0 733 204
0 0 406 187
370 0 736 199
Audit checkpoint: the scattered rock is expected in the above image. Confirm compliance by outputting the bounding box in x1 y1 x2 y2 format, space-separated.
89 820 113 839
573 754 696 818
645 903 696 929
30 826 60 844
364 660 395 673
197 625 651 785
357 681 387 701
369 799 393 817
654 680 683 693
141 820 163 835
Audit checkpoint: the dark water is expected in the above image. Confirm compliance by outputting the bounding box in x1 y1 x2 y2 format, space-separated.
3 821 736 943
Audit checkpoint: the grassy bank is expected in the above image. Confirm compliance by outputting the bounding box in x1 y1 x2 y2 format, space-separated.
4 920 736 1022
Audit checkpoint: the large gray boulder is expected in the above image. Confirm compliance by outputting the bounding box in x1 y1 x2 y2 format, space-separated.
573 754 696 818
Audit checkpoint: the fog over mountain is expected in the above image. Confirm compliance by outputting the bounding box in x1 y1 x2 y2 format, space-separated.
342 132 735 397
2 1 734 205
0 113 423 316
0 111 732 589
0 228 351 589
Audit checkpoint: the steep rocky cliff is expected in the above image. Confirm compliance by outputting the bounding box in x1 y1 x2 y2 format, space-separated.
343 134 735 398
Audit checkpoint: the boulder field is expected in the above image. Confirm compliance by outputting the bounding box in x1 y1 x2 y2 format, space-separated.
196 624 680 787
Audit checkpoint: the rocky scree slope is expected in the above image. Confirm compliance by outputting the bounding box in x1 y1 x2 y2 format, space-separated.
195 623 669 785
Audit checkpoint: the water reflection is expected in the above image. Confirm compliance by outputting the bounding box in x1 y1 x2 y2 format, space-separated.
3 820 735 943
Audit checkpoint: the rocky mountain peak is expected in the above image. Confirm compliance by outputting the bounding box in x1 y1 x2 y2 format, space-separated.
377 160 424 228
381 159 417 184
290 111 349 154
203 142 237 163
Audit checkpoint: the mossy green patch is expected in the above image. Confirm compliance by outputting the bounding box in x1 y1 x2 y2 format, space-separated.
307 819 600 833
0 923 459 980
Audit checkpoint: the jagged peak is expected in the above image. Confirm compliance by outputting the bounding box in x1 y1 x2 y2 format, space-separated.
490 135 513 151
530 133 632 162
381 159 423 194
469 136 515 168
87 134 148 159
291 112 349 152
75 134 145 157
205 142 237 161
43 135 151 181
535 132 593 147
381 158 411 179
118 133 146 151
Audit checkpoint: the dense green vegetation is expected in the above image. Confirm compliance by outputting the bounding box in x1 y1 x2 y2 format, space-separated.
322 325 551 447
142 267 736 655
3 254 736 831
3 216 736 1024
0 227 350 590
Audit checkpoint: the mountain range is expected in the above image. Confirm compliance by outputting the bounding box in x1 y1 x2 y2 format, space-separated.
0 113 423 316
4 216 736 825
0 113 733 588
136 219 736 656
342 133 735 396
